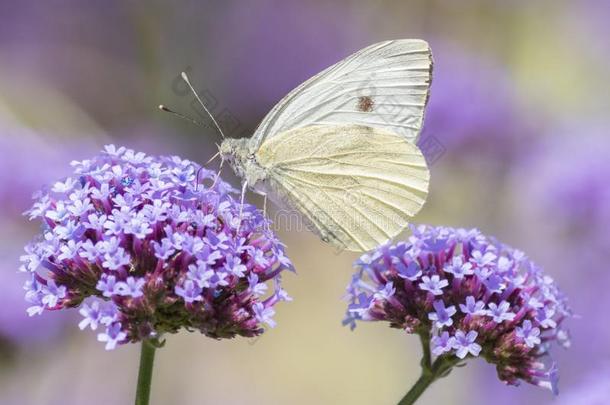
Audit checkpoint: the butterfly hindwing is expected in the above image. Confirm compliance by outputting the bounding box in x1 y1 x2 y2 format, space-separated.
254 124 430 252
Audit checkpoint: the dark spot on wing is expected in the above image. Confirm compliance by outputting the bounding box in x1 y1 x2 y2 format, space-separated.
357 96 374 112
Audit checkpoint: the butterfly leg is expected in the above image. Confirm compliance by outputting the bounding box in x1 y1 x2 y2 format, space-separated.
261 193 268 217
236 180 248 234
261 192 270 232
209 158 225 190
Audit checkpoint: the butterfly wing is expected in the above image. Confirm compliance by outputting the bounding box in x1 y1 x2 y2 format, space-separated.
250 39 432 149
255 124 430 252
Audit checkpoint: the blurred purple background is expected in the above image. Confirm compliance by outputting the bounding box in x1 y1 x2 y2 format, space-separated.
0 1 608 404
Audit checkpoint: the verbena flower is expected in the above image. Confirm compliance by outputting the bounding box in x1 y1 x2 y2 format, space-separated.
21 145 293 350
344 224 571 394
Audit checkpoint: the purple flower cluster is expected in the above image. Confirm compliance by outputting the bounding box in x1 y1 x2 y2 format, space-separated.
21 145 293 350
344 225 570 393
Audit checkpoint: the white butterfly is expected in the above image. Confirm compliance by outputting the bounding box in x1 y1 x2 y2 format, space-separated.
175 39 433 252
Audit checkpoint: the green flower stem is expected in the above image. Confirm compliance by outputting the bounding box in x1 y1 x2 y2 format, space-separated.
135 339 157 405
419 333 432 370
398 334 462 405
398 371 436 405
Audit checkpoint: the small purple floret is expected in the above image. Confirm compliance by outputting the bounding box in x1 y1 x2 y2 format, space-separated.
428 300 457 328
453 330 482 359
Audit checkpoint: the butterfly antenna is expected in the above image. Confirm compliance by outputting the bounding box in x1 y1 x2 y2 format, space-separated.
181 72 226 139
158 104 207 127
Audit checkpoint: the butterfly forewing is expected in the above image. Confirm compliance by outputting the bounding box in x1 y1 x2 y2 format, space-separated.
250 39 433 148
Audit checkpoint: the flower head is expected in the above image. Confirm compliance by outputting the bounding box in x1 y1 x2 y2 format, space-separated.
21 145 293 350
345 224 571 393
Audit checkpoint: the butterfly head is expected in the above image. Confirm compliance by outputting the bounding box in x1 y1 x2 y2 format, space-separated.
219 138 265 184
219 137 248 162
